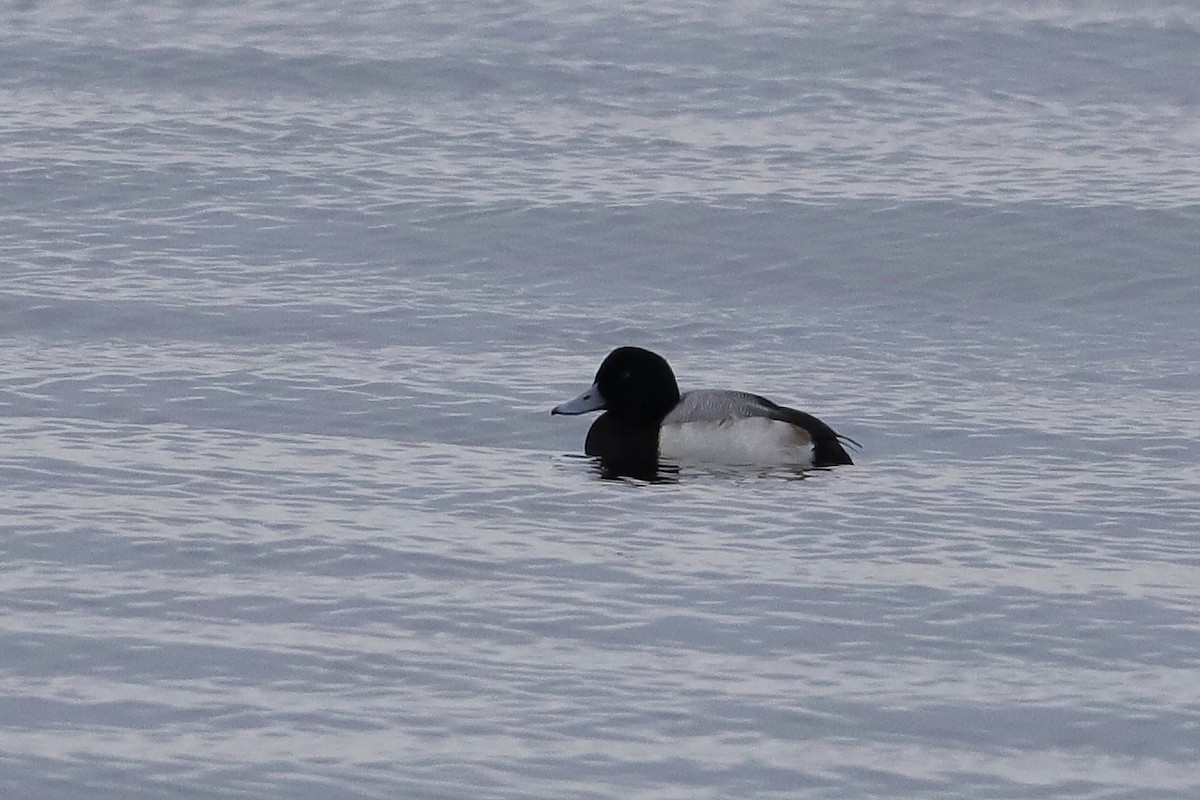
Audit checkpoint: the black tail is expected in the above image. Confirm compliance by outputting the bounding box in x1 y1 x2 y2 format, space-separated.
761 399 857 468
813 431 857 467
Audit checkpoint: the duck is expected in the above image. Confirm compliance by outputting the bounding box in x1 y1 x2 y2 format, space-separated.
552 346 856 474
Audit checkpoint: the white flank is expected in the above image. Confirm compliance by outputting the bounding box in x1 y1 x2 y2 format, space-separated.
658 418 814 467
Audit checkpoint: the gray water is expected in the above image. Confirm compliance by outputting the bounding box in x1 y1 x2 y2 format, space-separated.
3 1 1199 798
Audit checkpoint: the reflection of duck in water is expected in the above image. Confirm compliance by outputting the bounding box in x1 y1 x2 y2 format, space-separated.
553 347 857 475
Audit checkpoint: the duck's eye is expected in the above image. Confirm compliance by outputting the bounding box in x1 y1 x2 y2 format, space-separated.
620 370 631 381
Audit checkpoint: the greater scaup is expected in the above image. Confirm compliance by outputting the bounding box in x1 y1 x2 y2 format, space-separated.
552 346 857 474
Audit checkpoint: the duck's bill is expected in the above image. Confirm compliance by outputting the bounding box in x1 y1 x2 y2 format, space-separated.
551 383 607 415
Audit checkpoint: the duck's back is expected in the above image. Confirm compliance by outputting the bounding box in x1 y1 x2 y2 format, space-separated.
660 390 853 467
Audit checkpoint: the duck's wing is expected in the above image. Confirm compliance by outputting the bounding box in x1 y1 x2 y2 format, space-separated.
671 390 857 467
665 390 779 423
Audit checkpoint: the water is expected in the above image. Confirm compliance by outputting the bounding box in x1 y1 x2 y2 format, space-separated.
2 1 1199 798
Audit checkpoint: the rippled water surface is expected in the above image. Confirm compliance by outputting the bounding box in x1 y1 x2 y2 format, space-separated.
3 1 1199 798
